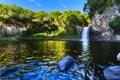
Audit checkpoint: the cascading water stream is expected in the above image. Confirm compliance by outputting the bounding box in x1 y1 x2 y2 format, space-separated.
81 27 90 41
80 27 93 79
79 27 94 79
80 27 90 52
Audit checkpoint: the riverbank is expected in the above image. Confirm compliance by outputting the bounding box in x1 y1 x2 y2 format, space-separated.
0 36 79 41
19 36 79 41
0 37 19 41
1 35 120 42
1 37 120 42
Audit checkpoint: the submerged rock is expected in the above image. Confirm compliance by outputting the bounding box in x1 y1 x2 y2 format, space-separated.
57 56 76 72
104 66 120 80
0 67 19 77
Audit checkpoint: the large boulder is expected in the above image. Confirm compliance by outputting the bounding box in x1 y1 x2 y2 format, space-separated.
117 52 120 61
57 56 76 72
104 66 120 80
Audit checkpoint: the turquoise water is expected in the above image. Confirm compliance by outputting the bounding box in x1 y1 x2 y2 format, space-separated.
0 40 120 80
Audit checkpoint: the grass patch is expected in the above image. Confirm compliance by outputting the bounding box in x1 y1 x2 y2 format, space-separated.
0 37 18 41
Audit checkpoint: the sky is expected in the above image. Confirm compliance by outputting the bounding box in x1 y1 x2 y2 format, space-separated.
0 0 86 12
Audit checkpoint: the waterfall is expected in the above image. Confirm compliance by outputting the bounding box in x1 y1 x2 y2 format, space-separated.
78 26 90 54
81 27 90 65
81 27 90 41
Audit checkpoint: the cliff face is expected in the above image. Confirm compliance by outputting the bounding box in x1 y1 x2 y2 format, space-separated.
91 5 120 40
0 23 29 37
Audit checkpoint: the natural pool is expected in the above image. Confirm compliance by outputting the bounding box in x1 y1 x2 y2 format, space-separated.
0 40 120 80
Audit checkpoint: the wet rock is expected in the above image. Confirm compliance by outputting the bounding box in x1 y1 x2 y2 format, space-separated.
104 66 120 80
57 56 76 72
117 52 120 61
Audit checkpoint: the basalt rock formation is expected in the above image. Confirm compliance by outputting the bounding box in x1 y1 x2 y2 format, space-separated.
91 5 120 41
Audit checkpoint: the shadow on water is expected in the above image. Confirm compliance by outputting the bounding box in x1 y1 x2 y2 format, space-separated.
0 41 120 79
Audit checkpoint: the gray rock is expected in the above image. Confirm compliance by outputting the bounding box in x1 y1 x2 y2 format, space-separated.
57 56 76 72
117 52 120 61
91 5 120 41
104 66 120 80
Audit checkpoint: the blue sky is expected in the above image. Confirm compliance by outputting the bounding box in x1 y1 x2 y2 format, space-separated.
0 0 86 12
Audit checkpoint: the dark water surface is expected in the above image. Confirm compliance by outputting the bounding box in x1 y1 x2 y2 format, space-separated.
0 40 120 80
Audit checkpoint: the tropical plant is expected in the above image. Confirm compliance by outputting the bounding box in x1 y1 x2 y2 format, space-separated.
109 16 120 34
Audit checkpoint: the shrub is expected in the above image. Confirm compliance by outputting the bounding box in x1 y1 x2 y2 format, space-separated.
22 26 42 36
109 16 120 34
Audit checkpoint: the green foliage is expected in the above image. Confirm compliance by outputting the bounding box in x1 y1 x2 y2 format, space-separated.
109 16 120 34
0 4 92 38
83 0 120 17
58 10 91 35
48 10 61 23
33 11 48 22
0 4 34 22
22 21 58 36
115 0 120 5
22 26 42 36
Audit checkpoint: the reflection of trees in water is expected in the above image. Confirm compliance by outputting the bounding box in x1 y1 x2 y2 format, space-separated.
0 42 29 67
27 41 67 61
64 41 82 59
0 41 114 79
0 41 68 67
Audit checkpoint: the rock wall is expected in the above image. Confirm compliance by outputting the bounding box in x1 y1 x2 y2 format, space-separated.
92 5 120 40
0 24 27 37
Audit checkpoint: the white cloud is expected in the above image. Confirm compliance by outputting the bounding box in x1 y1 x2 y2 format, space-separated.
34 2 42 7
34 2 37 4
59 0 63 1
37 3 42 7
28 0 42 7
62 4 67 8
29 0 34 2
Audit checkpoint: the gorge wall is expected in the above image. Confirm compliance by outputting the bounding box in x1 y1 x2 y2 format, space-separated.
91 5 120 41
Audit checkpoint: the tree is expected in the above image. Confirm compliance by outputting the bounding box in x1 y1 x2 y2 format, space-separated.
33 11 48 22
48 10 61 24
83 0 114 17
0 4 92 37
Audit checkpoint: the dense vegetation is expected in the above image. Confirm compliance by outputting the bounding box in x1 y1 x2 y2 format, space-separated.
0 4 91 38
84 0 120 17
109 16 120 34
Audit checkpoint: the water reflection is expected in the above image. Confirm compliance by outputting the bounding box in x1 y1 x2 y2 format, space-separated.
81 41 91 63
28 41 67 61
82 41 89 53
0 42 29 67
79 41 96 80
0 41 120 79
